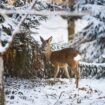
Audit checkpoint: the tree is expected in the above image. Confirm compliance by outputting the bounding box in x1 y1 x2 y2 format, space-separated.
0 0 43 104
72 0 105 63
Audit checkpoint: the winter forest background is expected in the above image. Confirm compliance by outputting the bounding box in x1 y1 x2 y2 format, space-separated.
0 0 105 105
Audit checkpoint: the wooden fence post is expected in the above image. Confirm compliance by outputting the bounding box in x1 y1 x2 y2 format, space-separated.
68 18 75 40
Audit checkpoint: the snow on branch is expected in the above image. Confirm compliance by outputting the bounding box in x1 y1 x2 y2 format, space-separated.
0 0 37 54
0 9 91 17
80 61 105 67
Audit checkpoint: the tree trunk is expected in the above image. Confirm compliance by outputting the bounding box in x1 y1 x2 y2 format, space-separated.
0 57 5 105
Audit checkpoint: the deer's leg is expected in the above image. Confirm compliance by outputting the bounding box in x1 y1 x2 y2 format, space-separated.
68 61 80 88
54 66 60 81
73 66 80 88
63 65 71 82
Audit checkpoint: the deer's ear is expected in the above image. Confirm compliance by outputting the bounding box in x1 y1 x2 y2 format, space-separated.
48 36 52 43
40 36 44 43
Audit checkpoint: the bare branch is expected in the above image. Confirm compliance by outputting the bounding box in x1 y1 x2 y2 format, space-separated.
53 91 65 105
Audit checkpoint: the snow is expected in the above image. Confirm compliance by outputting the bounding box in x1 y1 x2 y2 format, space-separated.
79 4 104 15
5 78 105 105
31 15 68 44
74 54 82 61
80 61 105 67
75 19 88 33
0 33 12 42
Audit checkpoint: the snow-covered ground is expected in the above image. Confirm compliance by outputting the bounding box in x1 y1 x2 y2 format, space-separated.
5 78 105 105
75 19 88 33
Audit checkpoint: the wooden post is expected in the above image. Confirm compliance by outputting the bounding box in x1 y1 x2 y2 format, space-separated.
0 56 4 105
68 18 75 40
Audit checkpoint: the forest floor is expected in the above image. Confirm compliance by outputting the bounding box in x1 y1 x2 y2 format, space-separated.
5 77 105 105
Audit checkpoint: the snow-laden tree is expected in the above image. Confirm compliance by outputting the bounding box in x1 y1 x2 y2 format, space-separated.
72 0 105 63
2 3 46 79
69 0 105 78
0 1 53 103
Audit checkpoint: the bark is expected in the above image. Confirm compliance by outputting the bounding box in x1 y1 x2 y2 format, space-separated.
0 57 4 105
68 19 75 40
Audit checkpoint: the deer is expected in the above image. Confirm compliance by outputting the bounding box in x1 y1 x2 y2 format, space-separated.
40 36 81 88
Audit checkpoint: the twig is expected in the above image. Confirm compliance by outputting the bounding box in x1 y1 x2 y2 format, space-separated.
53 91 65 105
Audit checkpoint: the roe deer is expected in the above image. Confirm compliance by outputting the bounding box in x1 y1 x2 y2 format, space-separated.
40 36 81 88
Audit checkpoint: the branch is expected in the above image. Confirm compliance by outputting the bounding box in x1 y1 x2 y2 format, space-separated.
70 23 94 48
0 0 37 54
0 9 91 16
80 61 105 67
53 91 65 105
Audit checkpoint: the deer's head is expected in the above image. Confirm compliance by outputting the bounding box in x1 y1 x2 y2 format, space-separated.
40 36 52 54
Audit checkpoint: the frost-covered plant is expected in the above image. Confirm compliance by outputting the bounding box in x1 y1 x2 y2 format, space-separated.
71 0 105 63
